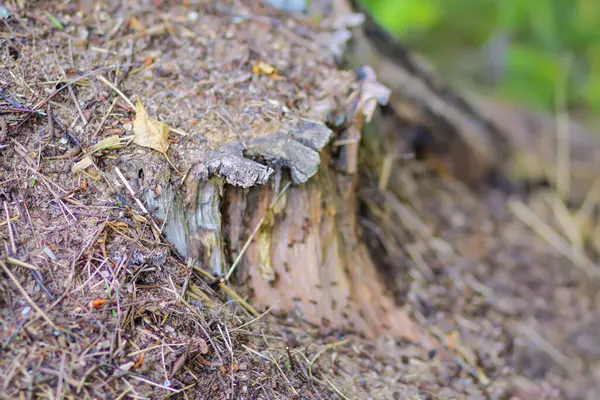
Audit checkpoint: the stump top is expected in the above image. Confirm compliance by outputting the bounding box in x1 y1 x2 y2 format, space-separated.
3 0 361 187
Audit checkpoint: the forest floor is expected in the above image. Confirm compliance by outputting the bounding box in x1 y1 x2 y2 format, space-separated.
1 1 599 399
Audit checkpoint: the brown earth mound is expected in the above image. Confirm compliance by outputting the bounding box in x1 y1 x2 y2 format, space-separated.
1 1 599 399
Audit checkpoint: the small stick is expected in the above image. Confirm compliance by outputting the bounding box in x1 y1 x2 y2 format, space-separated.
0 215 19 227
114 167 162 235
230 302 278 332
3 201 16 255
68 85 88 125
5 257 39 271
128 375 181 393
92 96 119 138
286 345 296 371
193 266 258 317
308 339 350 380
0 259 58 330
96 75 135 110
261 330 298 396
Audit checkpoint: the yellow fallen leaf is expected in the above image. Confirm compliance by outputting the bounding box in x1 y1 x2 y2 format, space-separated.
129 17 146 32
133 97 170 154
253 61 275 75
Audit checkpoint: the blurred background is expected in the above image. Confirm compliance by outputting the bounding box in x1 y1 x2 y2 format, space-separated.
359 0 600 128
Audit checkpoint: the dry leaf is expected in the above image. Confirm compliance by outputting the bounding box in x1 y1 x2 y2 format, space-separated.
170 352 187 377
253 61 275 75
196 338 209 354
129 17 146 31
133 97 170 153
131 212 148 223
72 156 93 173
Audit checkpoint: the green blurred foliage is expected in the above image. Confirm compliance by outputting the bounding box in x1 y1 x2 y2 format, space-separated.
360 0 600 118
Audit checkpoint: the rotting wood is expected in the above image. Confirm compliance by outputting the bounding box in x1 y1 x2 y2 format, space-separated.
91 2 429 343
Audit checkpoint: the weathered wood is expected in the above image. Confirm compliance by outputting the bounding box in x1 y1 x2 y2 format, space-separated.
223 158 421 340
131 121 426 341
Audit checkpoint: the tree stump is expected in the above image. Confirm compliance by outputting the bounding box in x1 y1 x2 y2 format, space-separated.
105 2 430 344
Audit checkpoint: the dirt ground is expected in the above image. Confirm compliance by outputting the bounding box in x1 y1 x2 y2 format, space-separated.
1 1 600 399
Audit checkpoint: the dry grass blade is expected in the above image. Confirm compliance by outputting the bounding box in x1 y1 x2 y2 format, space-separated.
550 195 583 252
509 198 600 276
321 374 350 400
261 331 298 396
5 256 39 271
510 321 573 373
554 61 571 199
308 339 350 379
3 201 16 254
0 215 20 228
128 375 181 393
96 75 135 110
230 302 278 332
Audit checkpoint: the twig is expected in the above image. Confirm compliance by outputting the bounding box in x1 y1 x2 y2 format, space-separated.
217 323 235 398
167 278 224 363
93 96 119 137
68 85 88 125
230 302 278 332
96 75 135 110
127 343 186 357
0 259 58 330
262 330 298 396
128 374 181 393
193 266 258 317
5 256 39 271
321 374 350 400
554 57 571 198
3 201 16 255
509 199 600 276
56 352 66 400
114 166 162 235
308 339 350 379
0 215 19 228
510 320 572 373
241 344 271 362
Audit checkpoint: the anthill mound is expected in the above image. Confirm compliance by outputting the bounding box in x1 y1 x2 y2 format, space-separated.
1 1 599 399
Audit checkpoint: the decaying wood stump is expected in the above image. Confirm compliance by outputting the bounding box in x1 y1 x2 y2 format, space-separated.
105 2 427 343
129 100 423 341
119 0 600 345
